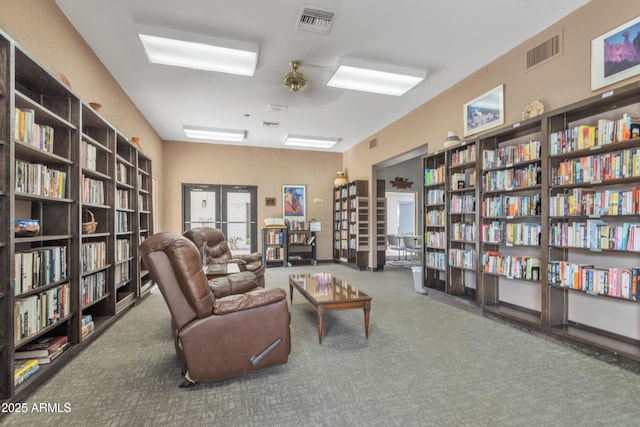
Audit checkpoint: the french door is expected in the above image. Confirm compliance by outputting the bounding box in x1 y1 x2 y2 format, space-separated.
182 184 258 254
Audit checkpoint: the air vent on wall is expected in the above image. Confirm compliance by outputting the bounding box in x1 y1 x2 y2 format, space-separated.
369 138 378 149
295 5 337 35
525 31 563 71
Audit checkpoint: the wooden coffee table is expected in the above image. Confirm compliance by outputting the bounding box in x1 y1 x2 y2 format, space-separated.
288 274 371 344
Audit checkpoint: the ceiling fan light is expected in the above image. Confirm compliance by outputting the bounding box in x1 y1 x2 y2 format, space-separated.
327 57 426 96
183 125 246 142
137 25 258 76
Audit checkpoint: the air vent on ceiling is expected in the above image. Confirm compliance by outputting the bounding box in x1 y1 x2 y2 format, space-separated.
262 121 280 128
525 31 563 71
295 6 337 35
369 138 378 149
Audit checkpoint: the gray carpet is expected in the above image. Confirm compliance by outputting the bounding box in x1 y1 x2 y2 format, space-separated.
3 263 640 426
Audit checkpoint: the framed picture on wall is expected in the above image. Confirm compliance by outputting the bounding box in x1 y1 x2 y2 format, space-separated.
283 185 305 220
591 15 640 90
463 84 504 136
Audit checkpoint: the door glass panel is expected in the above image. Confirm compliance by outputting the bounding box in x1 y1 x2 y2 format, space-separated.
225 190 252 255
189 189 217 229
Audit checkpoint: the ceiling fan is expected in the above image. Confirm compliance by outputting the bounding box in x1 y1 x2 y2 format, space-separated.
283 60 307 92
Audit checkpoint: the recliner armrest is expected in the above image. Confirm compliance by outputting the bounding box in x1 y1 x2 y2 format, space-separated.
233 252 262 263
213 288 285 315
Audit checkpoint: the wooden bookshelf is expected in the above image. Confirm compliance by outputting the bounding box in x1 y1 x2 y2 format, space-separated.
423 151 447 290
262 226 287 267
286 220 316 266
333 180 369 270
0 30 154 402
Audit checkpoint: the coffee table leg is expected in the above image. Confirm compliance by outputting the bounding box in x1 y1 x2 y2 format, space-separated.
317 307 325 344
289 283 293 305
363 302 371 338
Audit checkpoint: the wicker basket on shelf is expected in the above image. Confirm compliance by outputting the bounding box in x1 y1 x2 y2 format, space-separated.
82 210 98 234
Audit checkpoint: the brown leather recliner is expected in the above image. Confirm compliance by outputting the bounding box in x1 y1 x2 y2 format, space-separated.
140 232 290 386
184 227 265 288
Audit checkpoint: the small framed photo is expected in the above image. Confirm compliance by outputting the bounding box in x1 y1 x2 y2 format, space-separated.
464 84 504 137
591 16 640 91
283 185 305 220
265 197 276 207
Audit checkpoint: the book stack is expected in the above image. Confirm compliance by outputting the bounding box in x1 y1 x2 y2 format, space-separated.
15 335 69 365
14 359 39 386
81 314 95 339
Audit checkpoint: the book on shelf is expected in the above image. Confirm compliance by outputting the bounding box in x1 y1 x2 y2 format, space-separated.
14 358 40 386
307 235 316 245
15 335 68 359
36 342 70 365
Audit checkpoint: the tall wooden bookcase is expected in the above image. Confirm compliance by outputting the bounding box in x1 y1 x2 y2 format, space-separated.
333 180 369 270
421 81 640 362
0 31 154 402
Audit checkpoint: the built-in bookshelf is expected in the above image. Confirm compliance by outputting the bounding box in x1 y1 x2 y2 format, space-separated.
262 226 287 267
545 83 640 360
447 141 479 297
0 31 154 402
375 180 387 269
136 151 154 298
478 119 544 323
423 151 447 289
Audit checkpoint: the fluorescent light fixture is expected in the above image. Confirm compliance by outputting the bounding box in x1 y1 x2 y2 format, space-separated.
183 125 246 142
137 25 258 76
327 57 426 96
284 134 340 149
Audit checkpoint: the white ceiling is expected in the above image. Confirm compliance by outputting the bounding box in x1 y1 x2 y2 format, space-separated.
54 0 591 153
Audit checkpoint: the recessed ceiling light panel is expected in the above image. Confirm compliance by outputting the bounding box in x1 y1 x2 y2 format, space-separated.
137 25 258 76
327 57 426 96
284 134 340 149
183 125 246 142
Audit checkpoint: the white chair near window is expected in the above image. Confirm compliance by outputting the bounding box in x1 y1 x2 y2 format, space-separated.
403 235 422 262
387 235 405 261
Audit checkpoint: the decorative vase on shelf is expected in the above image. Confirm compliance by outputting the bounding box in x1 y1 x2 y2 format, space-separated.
443 131 461 148
334 171 348 187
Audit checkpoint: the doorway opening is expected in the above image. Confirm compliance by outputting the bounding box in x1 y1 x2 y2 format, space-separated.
386 191 417 235
182 184 258 254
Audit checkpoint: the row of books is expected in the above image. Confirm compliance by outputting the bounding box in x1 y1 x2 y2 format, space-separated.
450 171 476 190
15 335 69 365
482 252 541 281
482 139 541 169
115 263 130 286
116 211 129 233
549 220 640 251
116 161 129 184
450 194 476 214
15 160 67 198
82 140 98 171
550 147 640 186
450 222 476 242
425 209 445 226
265 229 284 245
482 164 541 192
482 194 541 217
82 271 107 306
425 251 446 270
425 189 444 205
288 220 313 231
424 165 446 186
288 233 310 244
425 231 446 248
449 248 476 269
549 114 640 155
81 241 107 272
13 246 68 296
14 283 70 343
449 143 476 166
81 175 105 205
548 262 639 299
116 189 130 209
15 108 55 153
549 187 640 217
265 247 284 261
82 314 95 339
481 222 541 246
115 238 131 262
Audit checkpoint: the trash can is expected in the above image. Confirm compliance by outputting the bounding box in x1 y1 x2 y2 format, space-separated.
411 266 427 294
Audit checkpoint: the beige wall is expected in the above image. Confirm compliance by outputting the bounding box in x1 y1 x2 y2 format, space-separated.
0 0 164 225
344 0 640 178
163 141 341 260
